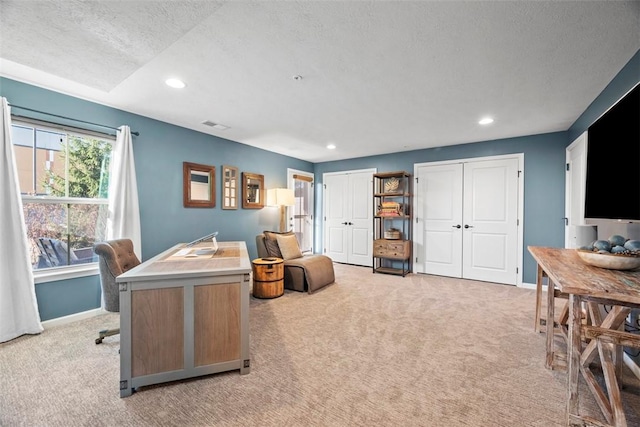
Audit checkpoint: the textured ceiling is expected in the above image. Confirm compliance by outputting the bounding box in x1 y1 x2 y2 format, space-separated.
1 1 638 162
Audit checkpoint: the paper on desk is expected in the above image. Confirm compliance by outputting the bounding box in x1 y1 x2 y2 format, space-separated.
174 248 192 257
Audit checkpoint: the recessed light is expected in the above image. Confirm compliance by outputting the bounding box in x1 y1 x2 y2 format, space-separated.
479 117 494 125
327 144 336 150
165 78 186 89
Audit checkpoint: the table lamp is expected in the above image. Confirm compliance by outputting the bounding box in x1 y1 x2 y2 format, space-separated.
267 188 295 232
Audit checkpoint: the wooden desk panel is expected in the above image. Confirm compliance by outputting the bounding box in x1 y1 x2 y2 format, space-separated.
194 282 240 366
131 287 184 377
117 241 251 397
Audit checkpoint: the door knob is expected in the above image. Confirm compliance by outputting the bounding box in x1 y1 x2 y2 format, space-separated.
341 222 348 225
464 224 473 229
452 225 461 229
348 222 353 225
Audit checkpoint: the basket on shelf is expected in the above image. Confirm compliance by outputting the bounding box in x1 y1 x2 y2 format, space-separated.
384 228 402 239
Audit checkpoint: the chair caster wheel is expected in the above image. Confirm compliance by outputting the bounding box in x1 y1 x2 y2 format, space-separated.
95 338 103 344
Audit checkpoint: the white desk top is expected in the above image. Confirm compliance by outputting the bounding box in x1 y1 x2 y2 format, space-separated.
116 241 251 283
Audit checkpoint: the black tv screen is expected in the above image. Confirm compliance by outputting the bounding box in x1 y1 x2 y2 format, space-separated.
585 83 640 221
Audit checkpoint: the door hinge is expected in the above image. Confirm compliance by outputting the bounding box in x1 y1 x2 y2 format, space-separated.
324 184 327 189
415 217 418 223
517 170 522 177
416 256 418 263
516 267 519 274
566 163 570 171
311 182 314 188
517 219 519 226
415 177 419 183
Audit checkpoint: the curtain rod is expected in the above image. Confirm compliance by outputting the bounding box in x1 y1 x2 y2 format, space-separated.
8 104 140 136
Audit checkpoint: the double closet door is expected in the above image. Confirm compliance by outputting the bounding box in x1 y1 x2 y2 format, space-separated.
414 156 521 285
323 169 374 267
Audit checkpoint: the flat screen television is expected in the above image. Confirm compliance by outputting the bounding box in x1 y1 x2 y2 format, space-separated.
584 83 640 222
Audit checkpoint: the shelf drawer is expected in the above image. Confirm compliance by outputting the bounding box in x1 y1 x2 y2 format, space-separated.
373 239 410 260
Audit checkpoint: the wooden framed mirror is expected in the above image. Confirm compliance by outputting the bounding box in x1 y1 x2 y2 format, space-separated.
222 165 239 210
242 172 264 209
183 162 215 208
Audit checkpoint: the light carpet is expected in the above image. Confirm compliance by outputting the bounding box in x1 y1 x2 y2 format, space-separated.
1 263 638 426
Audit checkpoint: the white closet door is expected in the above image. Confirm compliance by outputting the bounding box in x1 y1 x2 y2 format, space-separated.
347 172 374 266
462 158 519 285
324 170 374 266
415 156 520 285
417 163 463 277
324 173 349 263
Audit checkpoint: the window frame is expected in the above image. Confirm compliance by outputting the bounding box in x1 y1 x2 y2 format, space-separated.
11 117 115 283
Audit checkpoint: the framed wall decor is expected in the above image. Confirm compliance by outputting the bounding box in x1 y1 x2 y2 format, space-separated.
183 162 215 208
242 172 264 209
222 165 239 210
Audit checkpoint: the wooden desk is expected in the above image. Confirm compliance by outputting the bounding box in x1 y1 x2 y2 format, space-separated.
528 246 640 427
116 241 252 397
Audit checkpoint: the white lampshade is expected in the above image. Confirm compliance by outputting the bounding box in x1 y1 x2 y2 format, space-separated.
267 188 295 207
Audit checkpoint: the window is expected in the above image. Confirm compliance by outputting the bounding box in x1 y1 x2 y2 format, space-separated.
12 119 113 271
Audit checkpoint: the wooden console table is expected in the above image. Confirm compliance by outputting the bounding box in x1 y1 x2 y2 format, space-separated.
116 241 251 397
528 246 640 427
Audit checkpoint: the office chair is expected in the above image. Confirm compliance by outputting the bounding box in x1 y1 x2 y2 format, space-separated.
93 239 141 344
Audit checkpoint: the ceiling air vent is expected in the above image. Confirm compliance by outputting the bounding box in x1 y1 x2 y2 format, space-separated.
201 120 229 130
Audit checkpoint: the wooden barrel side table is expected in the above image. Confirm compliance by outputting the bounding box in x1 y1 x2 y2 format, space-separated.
252 258 284 298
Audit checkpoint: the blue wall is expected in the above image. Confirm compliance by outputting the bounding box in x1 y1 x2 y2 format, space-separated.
314 132 568 285
1 77 312 321
569 50 640 141
2 47 638 320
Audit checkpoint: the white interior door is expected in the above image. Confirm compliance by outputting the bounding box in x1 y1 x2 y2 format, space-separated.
416 163 463 277
415 155 521 285
462 158 519 285
324 170 374 266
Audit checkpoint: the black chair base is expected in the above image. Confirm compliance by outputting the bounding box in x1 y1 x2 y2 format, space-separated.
95 327 120 344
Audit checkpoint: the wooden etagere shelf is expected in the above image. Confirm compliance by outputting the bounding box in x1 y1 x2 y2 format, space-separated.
373 171 412 276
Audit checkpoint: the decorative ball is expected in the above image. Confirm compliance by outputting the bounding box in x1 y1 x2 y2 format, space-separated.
609 234 627 247
593 239 612 252
624 240 640 252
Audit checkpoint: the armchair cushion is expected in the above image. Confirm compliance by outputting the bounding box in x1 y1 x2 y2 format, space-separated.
276 234 303 260
263 230 295 258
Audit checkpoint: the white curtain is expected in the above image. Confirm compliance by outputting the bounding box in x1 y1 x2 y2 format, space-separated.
0 97 43 343
106 125 141 259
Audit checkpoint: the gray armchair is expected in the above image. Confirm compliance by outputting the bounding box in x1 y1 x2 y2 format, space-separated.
93 239 141 344
256 233 335 293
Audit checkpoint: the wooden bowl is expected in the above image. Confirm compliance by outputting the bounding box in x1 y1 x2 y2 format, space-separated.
576 249 640 271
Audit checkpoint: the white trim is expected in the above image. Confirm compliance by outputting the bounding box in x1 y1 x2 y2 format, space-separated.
41 307 105 329
519 281 538 290
287 168 315 252
34 263 99 284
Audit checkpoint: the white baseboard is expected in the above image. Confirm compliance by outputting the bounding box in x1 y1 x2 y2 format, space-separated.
41 308 105 329
519 281 538 290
